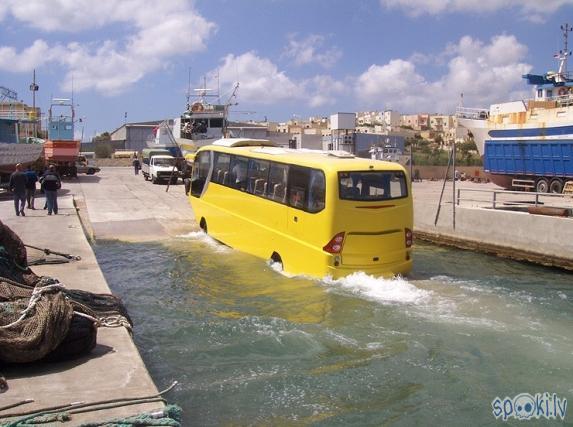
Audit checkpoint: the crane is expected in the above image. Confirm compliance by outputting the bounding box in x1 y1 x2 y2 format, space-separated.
0 86 18 102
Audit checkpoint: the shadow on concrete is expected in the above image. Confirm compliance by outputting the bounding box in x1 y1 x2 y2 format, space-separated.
61 176 101 184
2 344 115 381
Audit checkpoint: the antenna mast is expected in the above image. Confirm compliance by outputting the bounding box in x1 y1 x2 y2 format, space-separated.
558 23 572 80
186 67 191 106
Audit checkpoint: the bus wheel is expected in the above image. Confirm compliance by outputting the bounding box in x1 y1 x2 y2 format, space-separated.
199 218 207 233
270 252 283 270
535 178 549 193
549 178 563 194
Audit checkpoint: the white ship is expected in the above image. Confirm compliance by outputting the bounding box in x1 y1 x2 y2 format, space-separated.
457 25 573 192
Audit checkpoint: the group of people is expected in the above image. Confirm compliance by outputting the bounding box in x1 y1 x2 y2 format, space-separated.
9 163 62 216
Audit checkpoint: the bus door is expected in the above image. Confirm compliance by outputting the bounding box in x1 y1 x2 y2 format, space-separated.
190 150 211 197
287 166 326 241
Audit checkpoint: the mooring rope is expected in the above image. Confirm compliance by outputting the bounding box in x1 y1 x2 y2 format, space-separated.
0 381 179 422
0 283 66 330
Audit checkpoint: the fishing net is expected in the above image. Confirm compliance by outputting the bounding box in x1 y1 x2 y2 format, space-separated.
0 221 133 366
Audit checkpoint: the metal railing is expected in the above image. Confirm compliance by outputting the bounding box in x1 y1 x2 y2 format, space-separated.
456 188 573 210
0 111 37 121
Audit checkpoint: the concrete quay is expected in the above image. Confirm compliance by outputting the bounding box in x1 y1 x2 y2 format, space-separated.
413 180 573 270
0 189 171 423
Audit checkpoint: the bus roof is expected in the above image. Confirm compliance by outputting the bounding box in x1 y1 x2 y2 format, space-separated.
211 138 278 148
198 141 406 173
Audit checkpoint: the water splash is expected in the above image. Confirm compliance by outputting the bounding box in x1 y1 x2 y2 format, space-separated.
322 272 431 305
177 231 230 253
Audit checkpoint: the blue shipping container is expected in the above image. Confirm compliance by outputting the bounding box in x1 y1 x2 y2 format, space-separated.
484 140 573 178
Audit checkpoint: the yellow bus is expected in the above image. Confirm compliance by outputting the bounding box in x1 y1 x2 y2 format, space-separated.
189 138 413 279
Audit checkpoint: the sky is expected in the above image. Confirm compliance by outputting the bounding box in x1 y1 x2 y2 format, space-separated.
1 0 573 140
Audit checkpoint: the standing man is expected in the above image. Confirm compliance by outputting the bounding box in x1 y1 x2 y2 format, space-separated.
25 166 38 209
40 165 61 215
9 163 27 216
132 154 141 175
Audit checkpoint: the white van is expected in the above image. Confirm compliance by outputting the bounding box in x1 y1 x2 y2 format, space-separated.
142 155 178 184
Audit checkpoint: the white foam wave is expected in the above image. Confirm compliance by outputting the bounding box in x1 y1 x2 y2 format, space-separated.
323 272 431 305
176 231 230 252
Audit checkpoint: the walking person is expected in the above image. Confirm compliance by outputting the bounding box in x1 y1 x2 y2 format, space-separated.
9 163 27 216
25 166 38 209
132 154 141 175
40 165 61 215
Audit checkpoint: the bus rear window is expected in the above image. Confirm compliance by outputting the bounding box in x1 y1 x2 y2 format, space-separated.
338 171 408 200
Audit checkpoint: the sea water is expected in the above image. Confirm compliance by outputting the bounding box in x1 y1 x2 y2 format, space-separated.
94 235 573 426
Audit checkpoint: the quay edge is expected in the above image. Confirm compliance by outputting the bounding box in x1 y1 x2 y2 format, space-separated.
0 193 168 424
413 182 573 272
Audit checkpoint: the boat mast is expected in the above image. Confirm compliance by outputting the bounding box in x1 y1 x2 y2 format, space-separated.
557 23 572 82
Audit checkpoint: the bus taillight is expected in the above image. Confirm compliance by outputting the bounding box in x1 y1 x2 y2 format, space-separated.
323 232 345 254
405 228 413 248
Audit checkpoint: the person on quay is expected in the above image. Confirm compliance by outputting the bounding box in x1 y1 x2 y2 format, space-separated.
132 154 141 175
9 163 27 216
40 165 61 215
25 165 38 209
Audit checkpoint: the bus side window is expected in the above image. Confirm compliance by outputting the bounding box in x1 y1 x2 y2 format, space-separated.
229 156 249 191
308 169 325 213
213 152 230 185
247 159 270 195
288 166 310 210
191 151 211 197
266 163 288 203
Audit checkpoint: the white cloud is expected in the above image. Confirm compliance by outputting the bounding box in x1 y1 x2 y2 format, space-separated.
0 0 216 94
307 75 347 108
217 52 302 104
214 52 346 108
380 0 573 22
0 40 54 72
355 34 532 113
282 34 342 68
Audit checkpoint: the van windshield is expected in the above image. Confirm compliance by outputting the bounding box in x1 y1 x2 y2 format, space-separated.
338 171 408 201
154 158 176 166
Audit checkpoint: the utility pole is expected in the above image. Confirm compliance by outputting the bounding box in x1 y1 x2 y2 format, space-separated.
29 69 39 137
452 139 456 230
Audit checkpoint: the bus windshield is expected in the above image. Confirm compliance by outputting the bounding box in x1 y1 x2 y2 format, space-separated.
338 171 408 201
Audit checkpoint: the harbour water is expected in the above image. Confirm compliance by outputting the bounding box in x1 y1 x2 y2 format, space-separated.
94 235 573 425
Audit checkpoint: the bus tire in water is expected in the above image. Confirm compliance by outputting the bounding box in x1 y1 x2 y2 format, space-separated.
535 178 549 193
200 218 207 233
549 178 563 194
270 252 283 270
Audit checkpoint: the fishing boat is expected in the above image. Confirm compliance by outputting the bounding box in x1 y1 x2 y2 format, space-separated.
44 97 80 164
457 25 573 192
0 86 43 183
152 80 239 158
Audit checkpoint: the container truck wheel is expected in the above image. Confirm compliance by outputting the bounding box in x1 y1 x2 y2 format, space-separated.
549 178 563 194
535 178 549 193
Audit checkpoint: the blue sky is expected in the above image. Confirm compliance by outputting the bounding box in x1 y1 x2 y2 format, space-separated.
1 0 573 140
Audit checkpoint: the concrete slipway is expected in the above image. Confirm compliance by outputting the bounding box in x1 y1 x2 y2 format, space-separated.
1 168 571 424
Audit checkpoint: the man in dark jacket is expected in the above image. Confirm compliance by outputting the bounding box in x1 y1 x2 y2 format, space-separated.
9 163 27 216
25 166 38 209
40 165 61 215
